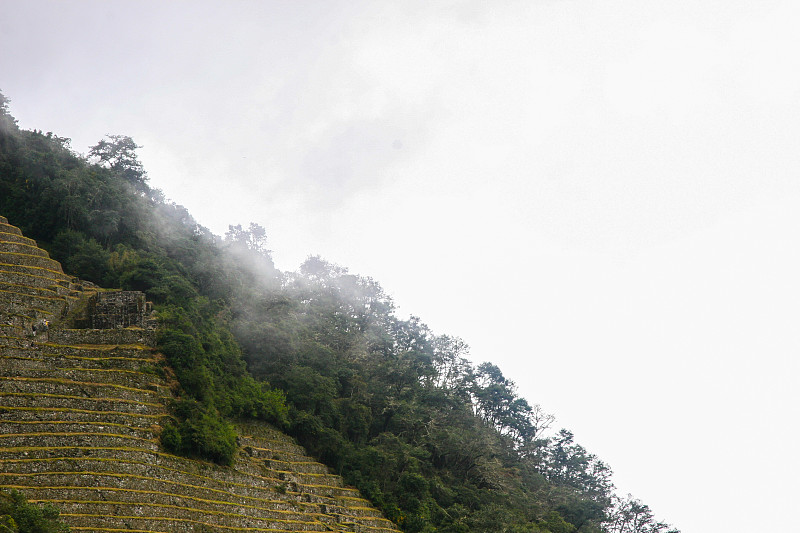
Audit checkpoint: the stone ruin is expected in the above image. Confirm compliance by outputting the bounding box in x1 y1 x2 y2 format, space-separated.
88 290 154 329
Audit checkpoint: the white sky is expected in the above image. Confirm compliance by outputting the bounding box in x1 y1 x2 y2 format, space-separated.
3 1 800 531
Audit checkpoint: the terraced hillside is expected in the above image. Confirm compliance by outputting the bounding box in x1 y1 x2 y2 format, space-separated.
0 215 401 533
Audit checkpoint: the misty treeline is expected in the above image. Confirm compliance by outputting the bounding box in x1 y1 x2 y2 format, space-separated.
0 91 678 533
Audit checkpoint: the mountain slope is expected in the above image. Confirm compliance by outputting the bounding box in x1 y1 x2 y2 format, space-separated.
0 214 401 533
0 90 679 533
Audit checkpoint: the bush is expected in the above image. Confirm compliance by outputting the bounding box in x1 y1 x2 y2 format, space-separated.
50 229 110 284
160 402 238 466
0 489 70 533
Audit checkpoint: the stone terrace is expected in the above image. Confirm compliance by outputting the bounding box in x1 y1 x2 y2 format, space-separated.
0 215 400 533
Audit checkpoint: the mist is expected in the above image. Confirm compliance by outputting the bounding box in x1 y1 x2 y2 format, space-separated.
3 1 800 531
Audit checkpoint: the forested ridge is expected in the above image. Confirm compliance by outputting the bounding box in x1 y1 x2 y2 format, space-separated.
0 91 678 533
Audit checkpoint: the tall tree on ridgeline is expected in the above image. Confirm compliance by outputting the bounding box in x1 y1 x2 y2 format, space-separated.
89 134 148 192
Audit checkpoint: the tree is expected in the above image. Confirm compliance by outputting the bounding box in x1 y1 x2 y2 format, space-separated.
431 335 473 394
0 90 9 115
89 134 148 190
605 495 680 533
0 490 70 533
0 90 19 134
542 430 613 501
225 222 271 256
223 222 278 289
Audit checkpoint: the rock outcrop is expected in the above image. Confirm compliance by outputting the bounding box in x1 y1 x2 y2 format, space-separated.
0 215 400 533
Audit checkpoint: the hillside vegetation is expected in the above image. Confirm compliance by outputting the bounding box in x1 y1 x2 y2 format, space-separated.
0 238 403 532
0 91 678 533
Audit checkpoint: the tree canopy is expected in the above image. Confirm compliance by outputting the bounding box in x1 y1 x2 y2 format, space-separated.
0 490 70 533
88 134 148 191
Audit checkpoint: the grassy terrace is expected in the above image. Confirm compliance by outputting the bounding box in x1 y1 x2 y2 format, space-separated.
0 289 73 304
0 442 374 502
0 231 37 246
0 391 164 407
49 500 343 523
0 446 336 489
0 418 399 531
2 483 396 531
0 263 72 282
0 280 60 295
0 420 159 433
0 353 158 373
0 251 64 271
35 342 153 352
0 406 168 422
6 364 165 383
0 240 51 257
0 375 164 394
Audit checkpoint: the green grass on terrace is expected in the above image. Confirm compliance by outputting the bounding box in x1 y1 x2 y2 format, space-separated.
0 391 165 408
0 376 162 395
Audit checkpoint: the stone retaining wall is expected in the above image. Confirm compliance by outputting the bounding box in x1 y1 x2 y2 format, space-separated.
48 327 156 346
89 291 153 329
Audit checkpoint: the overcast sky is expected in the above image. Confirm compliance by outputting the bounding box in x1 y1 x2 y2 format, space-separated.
3 1 800 531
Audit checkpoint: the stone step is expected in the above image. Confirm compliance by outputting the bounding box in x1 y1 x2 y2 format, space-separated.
246 461 345 489
239 441 330 468
239 453 338 481
0 336 49 349
35 343 157 360
0 241 50 258
0 350 156 372
0 290 68 318
0 362 167 391
0 262 71 282
0 391 166 416
0 251 63 272
0 280 61 297
50 512 334 533
48 328 156 347
0 222 21 236
0 431 159 451
246 453 331 476
0 420 156 440
237 431 311 458
0 231 37 246
0 406 167 428
51 499 343 526
41 500 348 531
0 323 24 338
30 489 369 533
0 445 172 464
0 442 394 530
0 309 47 330
0 375 168 404
0 444 385 521
0 448 313 507
1 470 284 509
2 463 323 519
0 270 79 297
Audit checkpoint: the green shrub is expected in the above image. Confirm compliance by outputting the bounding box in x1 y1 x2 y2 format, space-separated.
160 401 238 466
0 490 70 533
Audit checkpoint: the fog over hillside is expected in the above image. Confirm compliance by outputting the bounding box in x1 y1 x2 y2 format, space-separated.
3 2 800 531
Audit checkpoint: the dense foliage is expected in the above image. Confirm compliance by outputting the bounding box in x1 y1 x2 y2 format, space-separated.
0 91 287 466
0 91 678 533
0 490 70 533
